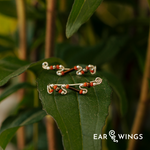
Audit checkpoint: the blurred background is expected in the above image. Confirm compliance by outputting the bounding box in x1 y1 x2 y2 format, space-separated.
0 0 150 150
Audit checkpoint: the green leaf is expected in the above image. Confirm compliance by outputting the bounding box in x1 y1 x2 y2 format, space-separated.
0 82 35 102
0 146 3 150
0 45 14 53
66 0 103 38
0 56 30 86
0 56 65 86
100 71 128 116
0 0 17 18
13 91 34 115
0 108 46 149
37 70 111 150
55 36 128 66
23 144 34 150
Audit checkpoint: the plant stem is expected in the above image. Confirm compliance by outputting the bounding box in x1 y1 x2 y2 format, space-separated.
16 0 26 149
57 0 66 42
46 115 57 150
45 0 57 150
45 0 56 58
16 0 27 60
33 74 39 149
59 0 66 12
17 127 25 150
127 27 150 150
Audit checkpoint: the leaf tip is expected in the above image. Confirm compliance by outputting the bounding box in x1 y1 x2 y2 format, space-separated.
66 25 72 39
66 21 79 38
0 146 4 150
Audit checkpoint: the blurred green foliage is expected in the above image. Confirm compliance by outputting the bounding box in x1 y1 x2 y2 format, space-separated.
0 0 150 150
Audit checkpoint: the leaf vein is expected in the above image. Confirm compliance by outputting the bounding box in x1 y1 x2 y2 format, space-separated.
53 77 72 150
69 74 83 150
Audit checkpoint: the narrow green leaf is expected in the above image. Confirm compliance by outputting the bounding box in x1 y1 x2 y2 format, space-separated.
0 56 65 86
37 70 111 150
0 83 35 102
0 56 30 86
12 91 34 115
100 71 128 116
55 36 128 66
0 147 3 150
66 0 103 38
0 128 18 150
0 108 46 149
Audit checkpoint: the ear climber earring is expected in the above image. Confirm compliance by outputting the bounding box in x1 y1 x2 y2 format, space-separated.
47 77 102 95
42 62 96 76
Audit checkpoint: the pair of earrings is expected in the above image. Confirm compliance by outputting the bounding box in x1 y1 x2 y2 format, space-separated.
42 62 102 95
42 62 96 76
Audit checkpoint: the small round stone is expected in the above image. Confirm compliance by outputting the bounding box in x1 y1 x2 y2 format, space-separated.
86 66 89 70
58 89 62 93
66 85 69 89
77 65 80 68
90 69 94 73
82 91 86 94
57 72 62 76
59 65 63 69
90 82 93 86
81 70 84 74
83 68 88 72
49 89 53 93
78 72 82 75
74 66 77 70
53 65 56 69
47 66 50 70
79 90 83 94
56 65 59 69
61 91 65 94
83 82 87 87
53 85 57 89
61 71 64 76
50 66 53 70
